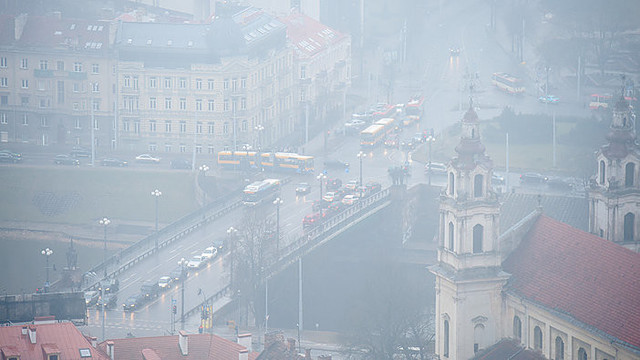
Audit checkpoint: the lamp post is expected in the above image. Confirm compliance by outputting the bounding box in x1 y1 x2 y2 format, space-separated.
151 189 162 251
357 151 366 197
254 124 264 151
317 173 326 204
41 248 53 293
99 217 110 278
198 165 209 204
273 197 283 257
227 227 238 288
426 135 435 186
178 257 188 329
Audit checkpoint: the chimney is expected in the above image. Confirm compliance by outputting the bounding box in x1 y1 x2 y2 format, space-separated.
305 348 311 358
89 336 97 348
178 330 188 355
237 333 252 352
27 326 36 344
106 341 115 360
21 326 27 335
238 348 248 360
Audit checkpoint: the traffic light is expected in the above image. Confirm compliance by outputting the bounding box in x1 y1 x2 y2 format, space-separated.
172 305 177 314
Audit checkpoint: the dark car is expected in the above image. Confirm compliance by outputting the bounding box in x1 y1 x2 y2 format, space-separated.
520 172 548 185
104 278 119 293
70 147 91 158
170 158 192 170
102 158 128 167
325 178 342 192
366 181 382 194
547 177 573 191
140 282 160 300
0 150 22 163
123 294 146 312
97 293 117 309
54 154 80 165
324 159 350 170
295 183 311 196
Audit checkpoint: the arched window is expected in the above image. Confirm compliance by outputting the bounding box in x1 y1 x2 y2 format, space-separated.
473 224 483 253
624 212 635 242
599 160 606 184
474 324 485 353
578 347 587 360
513 316 522 340
625 162 635 187
448 222 454 251
555 336 564 360
533 326 543 350
449 172 455 196
474 174 484 197
443 319 450 358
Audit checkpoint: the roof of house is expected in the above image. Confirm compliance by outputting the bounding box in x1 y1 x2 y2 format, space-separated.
472 338 546 360
503 214 640 349
279 12 346 59
0 322 110 360
499 192 588 233
98 333 259 360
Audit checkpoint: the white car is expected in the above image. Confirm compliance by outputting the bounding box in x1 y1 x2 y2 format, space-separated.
341 194 359 206
135 154 161 163
345 180 358 190
322 191 336 202
158 276 173 289
201 246 218 261
187 255 205 269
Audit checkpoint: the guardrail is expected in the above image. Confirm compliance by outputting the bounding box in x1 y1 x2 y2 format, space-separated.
179 284 231 323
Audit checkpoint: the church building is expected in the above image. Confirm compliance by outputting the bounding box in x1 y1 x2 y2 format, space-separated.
430 96 640 360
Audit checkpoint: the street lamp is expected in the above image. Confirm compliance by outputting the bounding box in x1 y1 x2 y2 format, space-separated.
357 151 366 197
41 248 53 292
178 257 188 329
151 189 162 251
316 173 326 204
254 124 264 151
227 226 238 288
273 197 283 257
426 135 435 186
198 165 209 204
99 217 110 278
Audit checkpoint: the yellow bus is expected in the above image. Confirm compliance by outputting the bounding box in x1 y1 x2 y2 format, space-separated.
217 151 260 169
360 124 386 148
374 117 398 135
491 72 525 94
218 151 314 174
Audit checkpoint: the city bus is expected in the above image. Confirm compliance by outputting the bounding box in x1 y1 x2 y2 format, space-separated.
217 151 260 169
242 178 281 206
374 117 398 135
360 124 386 148
491 72 525 94
403 95 424 126
217 151 314 174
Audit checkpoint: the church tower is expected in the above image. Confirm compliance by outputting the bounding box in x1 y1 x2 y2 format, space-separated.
589 89 640 251
429 100 509 359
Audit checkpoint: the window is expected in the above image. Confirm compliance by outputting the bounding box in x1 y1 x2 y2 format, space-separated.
21 96 29 106
300 65 306 79
39 98 50 108
22 114 28 125
474 324 484 353
473 224 483 253
208 99 215 111
122 120 129 132
92 82 99 93
208 79 214 90
554 336 564 360
134 120 140 134
578 348 587 360
0 113 6 124
625 162 635 187
196 122 202 134
179 144 186 153
20 58 28 69
241 119 247 132
0 77 7 87
79 348 92 357
165 143 172 152
48 355 59 360
196 144 202 153
0 95 6 106
149 77 157 88
149 143 157 152
232 78 238 91
75 118 81 129
40 59 48 70
73 62 82 72
38 80 45 91
133 76 139 90
447 222 454 250
224 99 229 111
165 121 172 133
474 174 483 197
179 98 187 110
0 57 7 68
599 160 605 185
93 117 99 130
196 99 202 111
533 326 543 350
91 63 99 74
196 78 202 90
241 97 247 110
179 77 187 89
208 144 214 154
56 60 64 70
92 99 99 111
223 122 229 135
223 78 229 90
513 316 522 340
624 213 634 242
149 120 156 132
165 97 172 110
73 83 80 92
208 122 214 134
241 77 246 88
179 121 186 133
21 79 28 89
449 173 455 196
149 97 157 109
443 319 449 358
124 75 131 88
164 77 172 89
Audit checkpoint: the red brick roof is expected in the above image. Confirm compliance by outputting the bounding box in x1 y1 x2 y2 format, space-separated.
99 333 259 360
503 215 640 348
0 322 110 360
279 13 345 59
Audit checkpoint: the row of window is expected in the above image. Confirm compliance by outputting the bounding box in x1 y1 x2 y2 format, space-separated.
123 75 247 91
0 57 99 73
0 113 102 129
446 222 484 254
147 143 215 154
598 160 636 188
121 119 248 135
135 97 247 112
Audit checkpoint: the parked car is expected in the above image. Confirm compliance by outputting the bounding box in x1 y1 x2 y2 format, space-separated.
101 158 128 167
84 291 99 307
520 172 548 185
97 293 117 309
201 246 218 261
140 281 160 300
135 154 161 163
538 94 560 104
170 158 192 169
295 183 311 196
54 154 80 166
0 150 22 163
187 254 205 269
324 159 350 170
70 147 91 158
158 276 173 290
123 294 146 312
425 162 447 175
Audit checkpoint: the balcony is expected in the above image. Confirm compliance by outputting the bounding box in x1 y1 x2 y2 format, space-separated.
68 71 87 80
34 69 54 78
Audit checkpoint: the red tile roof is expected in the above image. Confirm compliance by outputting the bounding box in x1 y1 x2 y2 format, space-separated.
0 322 110 360
503 215 640 349
279 13 345 59
99 333 259 360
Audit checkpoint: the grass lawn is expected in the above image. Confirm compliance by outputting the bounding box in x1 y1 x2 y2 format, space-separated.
0 167 199 225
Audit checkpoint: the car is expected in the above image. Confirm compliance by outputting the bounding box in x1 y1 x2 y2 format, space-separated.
324 159 350 170
158 276 173 290
295 183 311 196
101 158 128 167
170 158 192 170
70 146 91 158
344 119 367 133
400 138 416 150
449 47 461 56
0 150 22 163
54 154 80 165
187 254 205 269
345 179 359 191
520 172 548 185
547 176 573 191
322 191 336 203
140 282 160 300
325 178 342 192
212 238 225 251
135 154 161 163
538 94 559 104
425 162 447 175
101 278 119 294
123 294 146 312
412 132 427 144
170 266 187 282
303 212 325 229
84 290 99 307
201 246 218 261
96 293 117 309
491 173 505 186
326 201 345 215
384 135 399 148
366 181 382 194
341 194 359 206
